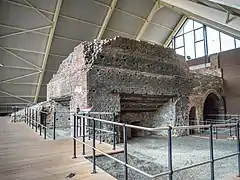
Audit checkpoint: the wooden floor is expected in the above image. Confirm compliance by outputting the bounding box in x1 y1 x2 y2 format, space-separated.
0 117 118 180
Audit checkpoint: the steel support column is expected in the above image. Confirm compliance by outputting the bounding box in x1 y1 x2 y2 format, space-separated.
34 0 63 103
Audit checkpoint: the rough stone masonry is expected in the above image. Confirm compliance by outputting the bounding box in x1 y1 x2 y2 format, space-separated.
46 37 223 139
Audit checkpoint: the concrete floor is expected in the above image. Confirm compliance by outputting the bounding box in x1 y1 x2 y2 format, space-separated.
90 136 239 180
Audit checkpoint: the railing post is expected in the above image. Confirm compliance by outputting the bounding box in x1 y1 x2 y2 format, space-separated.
99 114 102 144
53 111 56 140
35 110 38 132
92 118 96 174
230 120 232 137
113 113 116 150
73 114 77 159
76 116 79 137
29 109 31 127
32 109 34 129
24 108 26 123
26 108 28 125
209 124 215 180
44 127 46 139
123 124 128 180
168 126 173 180
82 113 86 155
215 127 218 140
237 122 240 177
40 124 42 136
80 116 82 137
88 114 91 140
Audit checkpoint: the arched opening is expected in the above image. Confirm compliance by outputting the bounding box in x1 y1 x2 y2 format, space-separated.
189 107 197 135
203 93 222 125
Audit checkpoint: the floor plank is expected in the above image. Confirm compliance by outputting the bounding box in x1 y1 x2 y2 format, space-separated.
0 117 117 180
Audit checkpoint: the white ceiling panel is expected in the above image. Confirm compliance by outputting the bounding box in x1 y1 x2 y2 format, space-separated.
0 1 53 29
95 0 112 6
107 10 144 36
50 38 79 56
116 0 155 19
42 71 55 84
10 0 58 12
141 23 171 44
0 84 37 96
8 73 40 84
103 29 135 39
0 26 19 36
152 7 182 29
39 85 47 97
45 55 65 72
0 68 38 81
60 0 108 25
0 33 48 53
0 97 33 103
55 16 100 41
0 49 44 67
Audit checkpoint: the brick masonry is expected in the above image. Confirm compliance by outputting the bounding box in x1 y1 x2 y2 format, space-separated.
14 37 224 139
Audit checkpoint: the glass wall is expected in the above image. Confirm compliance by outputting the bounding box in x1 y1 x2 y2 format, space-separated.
169 19 240 61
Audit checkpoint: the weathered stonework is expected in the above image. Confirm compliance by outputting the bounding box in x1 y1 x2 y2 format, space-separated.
14 37 224 140
47 37 193 139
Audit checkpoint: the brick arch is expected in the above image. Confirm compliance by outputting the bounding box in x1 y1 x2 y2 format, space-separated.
202 90 225 124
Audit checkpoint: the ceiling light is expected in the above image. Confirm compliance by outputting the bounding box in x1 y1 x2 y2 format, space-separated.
0 64 3 67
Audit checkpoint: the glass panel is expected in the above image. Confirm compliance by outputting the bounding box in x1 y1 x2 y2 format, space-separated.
195 41 205 58
194 21 203 29
176 27 183 36
175 35 184 48
184 31 195 60
236 39 240 48
220 32 235 51
195 28 204 42
176 47 185 56
168 41 173 48
207 27 220 55
183 19 194 33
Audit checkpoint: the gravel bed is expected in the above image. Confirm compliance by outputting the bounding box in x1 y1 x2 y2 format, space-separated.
87 136 238 180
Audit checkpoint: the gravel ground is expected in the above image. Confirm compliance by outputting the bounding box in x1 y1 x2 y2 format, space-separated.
46 128 71 140
87 136 238 180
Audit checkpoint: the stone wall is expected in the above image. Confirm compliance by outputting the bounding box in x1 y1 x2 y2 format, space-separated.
46 37 193 139
45 37 226 140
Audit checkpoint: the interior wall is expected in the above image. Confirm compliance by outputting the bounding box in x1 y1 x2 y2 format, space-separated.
187 48 240 114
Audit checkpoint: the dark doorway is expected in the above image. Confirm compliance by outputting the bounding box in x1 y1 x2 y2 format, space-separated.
203 93 222 125
189 107 197 135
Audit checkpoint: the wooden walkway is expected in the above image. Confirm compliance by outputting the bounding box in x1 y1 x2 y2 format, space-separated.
0 117 117 180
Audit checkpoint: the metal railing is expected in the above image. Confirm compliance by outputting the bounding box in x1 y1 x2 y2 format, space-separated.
24 107 47 139
73 113 240 180
189 117 240 139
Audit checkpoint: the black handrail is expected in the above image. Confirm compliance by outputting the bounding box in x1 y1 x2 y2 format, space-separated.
73 114 240 180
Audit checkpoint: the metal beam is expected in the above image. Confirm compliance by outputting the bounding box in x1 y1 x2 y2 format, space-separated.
0 71 40 84
5 0 54 15
0 103 28 106
2 66 41 71
0 24 49 36
136 2 162 40
0 47 45 54
0 25 51 39
206 0 240 10
2 82 45 86
160 0 240 38
0 95 45 98
163 15 187 47
0 47 41 70
23 0 53 23
0 90 32 103
97 0 118 39
34 0 62 103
